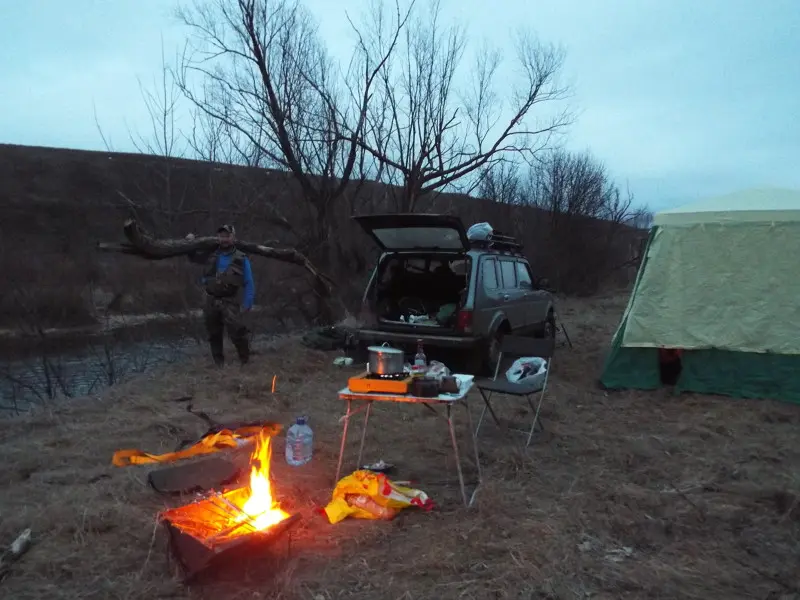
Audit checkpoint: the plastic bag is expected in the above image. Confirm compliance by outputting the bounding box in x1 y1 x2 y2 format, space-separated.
505 356 548 389
323 470 434 524
427 360 451 380
467 222 493 241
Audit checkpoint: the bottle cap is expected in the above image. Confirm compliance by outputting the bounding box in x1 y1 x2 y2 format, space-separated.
296 416 307 425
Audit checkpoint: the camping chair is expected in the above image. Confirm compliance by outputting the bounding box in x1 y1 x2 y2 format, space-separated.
474 335 555 447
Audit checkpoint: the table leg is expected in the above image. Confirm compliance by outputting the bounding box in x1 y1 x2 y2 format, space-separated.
446 403 469 508
356 401 373 469
334 399 353 484
464 397 482 507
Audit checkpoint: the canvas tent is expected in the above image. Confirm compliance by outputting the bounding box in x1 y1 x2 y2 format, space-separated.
601 187 800 404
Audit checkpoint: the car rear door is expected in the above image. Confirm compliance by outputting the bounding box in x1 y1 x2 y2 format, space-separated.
515 260 543 332
353 214 470 252
517 260 550 330
474 256 502 334
497 258 526 330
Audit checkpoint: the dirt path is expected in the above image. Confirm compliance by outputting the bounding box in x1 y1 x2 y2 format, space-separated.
0 291 797 599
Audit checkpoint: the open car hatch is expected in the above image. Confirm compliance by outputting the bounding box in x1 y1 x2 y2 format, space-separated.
353 213 469 252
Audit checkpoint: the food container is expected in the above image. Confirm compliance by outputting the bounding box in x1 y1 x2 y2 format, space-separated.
410 377 440 397
367 343 405 375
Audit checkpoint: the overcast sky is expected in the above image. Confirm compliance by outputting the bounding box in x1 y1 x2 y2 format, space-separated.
2 0 798 212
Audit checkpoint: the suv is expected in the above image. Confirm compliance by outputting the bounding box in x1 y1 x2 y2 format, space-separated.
354 214 556 372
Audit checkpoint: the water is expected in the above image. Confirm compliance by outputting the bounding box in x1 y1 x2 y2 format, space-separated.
285 416 313 466
0 332 199 414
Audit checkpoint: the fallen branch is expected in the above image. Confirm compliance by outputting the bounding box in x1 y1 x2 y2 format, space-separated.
96 219 336 296
0 529 32 581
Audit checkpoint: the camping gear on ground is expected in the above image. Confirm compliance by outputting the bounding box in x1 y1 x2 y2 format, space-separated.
600 188 800 404
475 335 556 447
112 423 282 466
336 373 480 507
148 457 244 495
323 470 433 524
367 343 405 375
285 416 313 466
347 371 414 394
467 222 493 241
361 459 395 474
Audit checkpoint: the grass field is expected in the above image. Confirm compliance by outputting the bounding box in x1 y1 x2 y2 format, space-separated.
0 291 798 600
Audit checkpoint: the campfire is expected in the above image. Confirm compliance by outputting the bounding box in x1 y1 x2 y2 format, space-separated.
160 431 300 581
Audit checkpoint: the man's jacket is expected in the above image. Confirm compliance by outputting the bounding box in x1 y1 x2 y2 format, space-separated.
192 248 255 310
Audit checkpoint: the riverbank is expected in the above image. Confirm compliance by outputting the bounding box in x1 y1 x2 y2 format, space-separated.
0 292 798 599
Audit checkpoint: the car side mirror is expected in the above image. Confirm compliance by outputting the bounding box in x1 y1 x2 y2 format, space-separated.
536 277 550 290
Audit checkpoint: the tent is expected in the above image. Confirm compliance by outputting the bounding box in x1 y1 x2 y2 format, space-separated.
601 187 800 404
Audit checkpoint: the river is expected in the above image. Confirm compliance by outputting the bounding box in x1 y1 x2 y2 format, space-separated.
0 328 201 414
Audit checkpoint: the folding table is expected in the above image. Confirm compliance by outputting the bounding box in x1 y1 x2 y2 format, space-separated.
334 376 481 507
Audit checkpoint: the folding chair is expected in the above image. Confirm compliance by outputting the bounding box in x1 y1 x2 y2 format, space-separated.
474 335 555 447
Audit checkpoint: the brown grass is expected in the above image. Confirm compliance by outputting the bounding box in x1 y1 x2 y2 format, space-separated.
0 292 798 599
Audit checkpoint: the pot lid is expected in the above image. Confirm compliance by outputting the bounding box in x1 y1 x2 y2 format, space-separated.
367 345 404 355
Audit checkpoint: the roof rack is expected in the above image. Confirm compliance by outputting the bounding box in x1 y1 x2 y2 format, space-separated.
468 230 524 253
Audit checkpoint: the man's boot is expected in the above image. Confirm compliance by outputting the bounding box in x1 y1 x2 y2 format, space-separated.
234 339 250 366
209 334 225 368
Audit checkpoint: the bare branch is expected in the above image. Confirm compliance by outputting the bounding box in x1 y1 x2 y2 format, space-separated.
351 1 573 211
96 219 335 294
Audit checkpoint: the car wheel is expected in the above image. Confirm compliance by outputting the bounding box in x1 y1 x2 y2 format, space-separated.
543 314 556 339
485 327 506 374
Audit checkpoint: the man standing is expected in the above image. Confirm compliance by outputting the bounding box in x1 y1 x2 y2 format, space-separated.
188 225 255 367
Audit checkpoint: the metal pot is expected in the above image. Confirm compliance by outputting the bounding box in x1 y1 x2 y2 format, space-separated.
367 343 405 375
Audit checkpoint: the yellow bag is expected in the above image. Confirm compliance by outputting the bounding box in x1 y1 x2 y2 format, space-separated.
111 424 282 467
323 470 434 524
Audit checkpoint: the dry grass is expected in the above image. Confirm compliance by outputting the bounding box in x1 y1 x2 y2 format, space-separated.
0 291 798 600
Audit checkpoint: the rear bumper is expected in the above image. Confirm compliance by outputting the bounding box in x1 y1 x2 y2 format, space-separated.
356 328 480 349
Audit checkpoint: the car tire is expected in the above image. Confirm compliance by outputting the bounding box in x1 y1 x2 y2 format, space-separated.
543 313 556 339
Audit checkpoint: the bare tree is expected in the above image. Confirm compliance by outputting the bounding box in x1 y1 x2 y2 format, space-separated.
477 150 651 292
175 0 410 261
476 160 525 205
352 0 572 212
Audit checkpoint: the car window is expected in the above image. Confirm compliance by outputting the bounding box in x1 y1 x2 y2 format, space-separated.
516 262 533 287
482 258 498 290
499 260 516 288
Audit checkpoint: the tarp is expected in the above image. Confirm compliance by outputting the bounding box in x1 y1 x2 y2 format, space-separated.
622 221 800 353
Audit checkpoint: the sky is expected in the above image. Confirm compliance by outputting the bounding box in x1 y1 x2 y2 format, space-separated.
1 0 798 213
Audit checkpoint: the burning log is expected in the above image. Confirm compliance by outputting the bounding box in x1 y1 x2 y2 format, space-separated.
159 432 300 582
96 219 335 295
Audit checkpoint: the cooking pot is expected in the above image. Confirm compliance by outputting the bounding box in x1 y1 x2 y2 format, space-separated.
367 343 405 375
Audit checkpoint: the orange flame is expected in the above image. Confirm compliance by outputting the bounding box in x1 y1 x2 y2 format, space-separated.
239 433 290 530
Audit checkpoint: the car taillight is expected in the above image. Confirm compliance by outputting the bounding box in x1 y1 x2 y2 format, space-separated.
457 309 473 334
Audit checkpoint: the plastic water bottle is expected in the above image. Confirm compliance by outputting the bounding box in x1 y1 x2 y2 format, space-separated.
285 416 313 466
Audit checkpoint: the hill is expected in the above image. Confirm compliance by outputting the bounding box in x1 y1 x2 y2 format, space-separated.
0 143 644 331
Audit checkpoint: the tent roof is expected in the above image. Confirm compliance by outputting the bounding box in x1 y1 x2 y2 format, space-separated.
653 187 800 226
